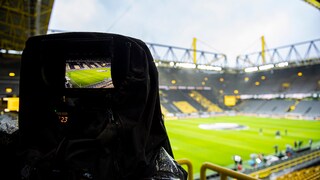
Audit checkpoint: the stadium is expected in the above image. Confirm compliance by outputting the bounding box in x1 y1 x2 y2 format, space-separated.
1 0 320 180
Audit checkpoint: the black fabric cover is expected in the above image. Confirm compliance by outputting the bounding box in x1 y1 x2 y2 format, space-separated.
18 32 174 179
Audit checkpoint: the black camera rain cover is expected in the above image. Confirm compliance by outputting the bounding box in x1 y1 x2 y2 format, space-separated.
19 32 174 178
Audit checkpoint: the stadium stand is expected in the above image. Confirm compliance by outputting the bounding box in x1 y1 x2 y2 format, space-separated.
158 67 211 87
215 64 320 95
159 90 182 114
246 149 320 179
276 165 320 180
288 100 320 117
157 63 320 120
179 90 206 112
161 89 206 116
252 99 295 115
235 100 267 114
0 56 20 97
173 101 198 114
188 90 222 112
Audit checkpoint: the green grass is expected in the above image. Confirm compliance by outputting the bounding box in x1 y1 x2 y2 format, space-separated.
164 116 320 174
66 68 111 88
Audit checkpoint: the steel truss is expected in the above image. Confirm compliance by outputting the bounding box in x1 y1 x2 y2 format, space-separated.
236 39 320 69
0 0 54 51
147 43 227 68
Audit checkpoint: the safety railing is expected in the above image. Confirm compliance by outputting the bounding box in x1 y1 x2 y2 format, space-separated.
177 158 194 180
249 150 320 179
177 149 320 180
200 162 258 180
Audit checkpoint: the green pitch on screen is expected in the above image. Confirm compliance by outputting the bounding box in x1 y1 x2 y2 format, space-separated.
66 68 111 88
164 116 320 174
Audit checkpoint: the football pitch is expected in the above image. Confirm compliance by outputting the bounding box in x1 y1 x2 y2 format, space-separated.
66 68 111 88
164 116 320 174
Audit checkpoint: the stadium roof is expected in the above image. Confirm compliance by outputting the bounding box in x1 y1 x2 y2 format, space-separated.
304 0 320 10
0 0 54 51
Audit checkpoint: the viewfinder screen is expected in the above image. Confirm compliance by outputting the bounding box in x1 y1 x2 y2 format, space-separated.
65 59 113 89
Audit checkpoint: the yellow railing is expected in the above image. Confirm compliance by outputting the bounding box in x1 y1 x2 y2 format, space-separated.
200 162 258 180
177 151 320 180
177 158 193 180
249 150 320 179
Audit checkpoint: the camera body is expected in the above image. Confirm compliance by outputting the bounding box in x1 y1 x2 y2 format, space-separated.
18 32 179 179
19 35 117 143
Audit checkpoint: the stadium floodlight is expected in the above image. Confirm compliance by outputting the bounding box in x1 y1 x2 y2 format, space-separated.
244 67 258 73
197 65 222 71
8 50 23 55
0 49 23 55
259 64 274 70
239 94 253 99
276 62 289 67
175 62 196 69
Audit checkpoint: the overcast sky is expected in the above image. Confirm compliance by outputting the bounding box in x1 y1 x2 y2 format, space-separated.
48 0 320 65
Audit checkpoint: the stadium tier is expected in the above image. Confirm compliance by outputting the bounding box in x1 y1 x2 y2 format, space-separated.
158 64 320 95
157 63 320 119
